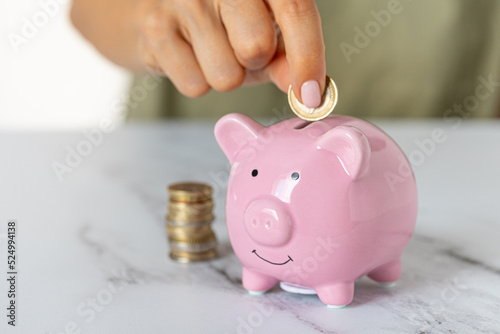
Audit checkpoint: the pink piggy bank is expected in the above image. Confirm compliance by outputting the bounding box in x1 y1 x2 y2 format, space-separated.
214 113 417 307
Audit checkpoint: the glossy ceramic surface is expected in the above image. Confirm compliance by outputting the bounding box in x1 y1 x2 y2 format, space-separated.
214 114 418 307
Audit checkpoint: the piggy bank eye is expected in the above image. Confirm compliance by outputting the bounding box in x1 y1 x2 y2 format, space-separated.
251 169 258 177
291 172 300 180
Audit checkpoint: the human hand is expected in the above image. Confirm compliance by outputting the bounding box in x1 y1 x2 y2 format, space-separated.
139 0 326 107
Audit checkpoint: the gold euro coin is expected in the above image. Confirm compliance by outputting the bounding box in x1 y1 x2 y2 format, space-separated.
168 182 212 203
169 239 218 253
168 200 214 217
166 212 214 223
288 75 338 121
166 224 213 240
168 232 216 245
169 249 217 263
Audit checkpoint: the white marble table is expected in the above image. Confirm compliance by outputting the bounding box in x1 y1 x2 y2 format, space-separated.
1 118 499 334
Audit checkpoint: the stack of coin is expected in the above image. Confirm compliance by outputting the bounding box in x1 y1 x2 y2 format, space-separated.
166 182 217 263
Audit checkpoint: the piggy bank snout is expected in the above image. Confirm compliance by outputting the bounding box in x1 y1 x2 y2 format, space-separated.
244 199 292 246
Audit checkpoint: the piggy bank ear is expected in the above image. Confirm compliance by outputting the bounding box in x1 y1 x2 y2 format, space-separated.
214 113 263 163
316 125 371 180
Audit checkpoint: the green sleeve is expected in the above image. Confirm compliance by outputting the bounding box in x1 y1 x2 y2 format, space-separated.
128 0 500 119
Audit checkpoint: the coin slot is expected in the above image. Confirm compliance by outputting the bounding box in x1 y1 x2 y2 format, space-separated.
294 121 312 129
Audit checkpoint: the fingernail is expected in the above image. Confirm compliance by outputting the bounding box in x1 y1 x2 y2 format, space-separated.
301 80 321 108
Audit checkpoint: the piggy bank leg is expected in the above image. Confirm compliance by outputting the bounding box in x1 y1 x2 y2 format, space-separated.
367 258 401 286
316 282 355 308
242 267 278 295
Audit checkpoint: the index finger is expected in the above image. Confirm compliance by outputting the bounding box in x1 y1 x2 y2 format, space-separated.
267 0 326 108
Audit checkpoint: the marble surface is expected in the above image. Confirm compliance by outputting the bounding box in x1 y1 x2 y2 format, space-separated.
1 118 500 334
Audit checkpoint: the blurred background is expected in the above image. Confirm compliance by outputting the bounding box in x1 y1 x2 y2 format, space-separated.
1 0 129 130
2 0 499 130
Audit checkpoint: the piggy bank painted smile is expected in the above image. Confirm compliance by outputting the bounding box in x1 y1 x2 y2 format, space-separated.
214 114 418 308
